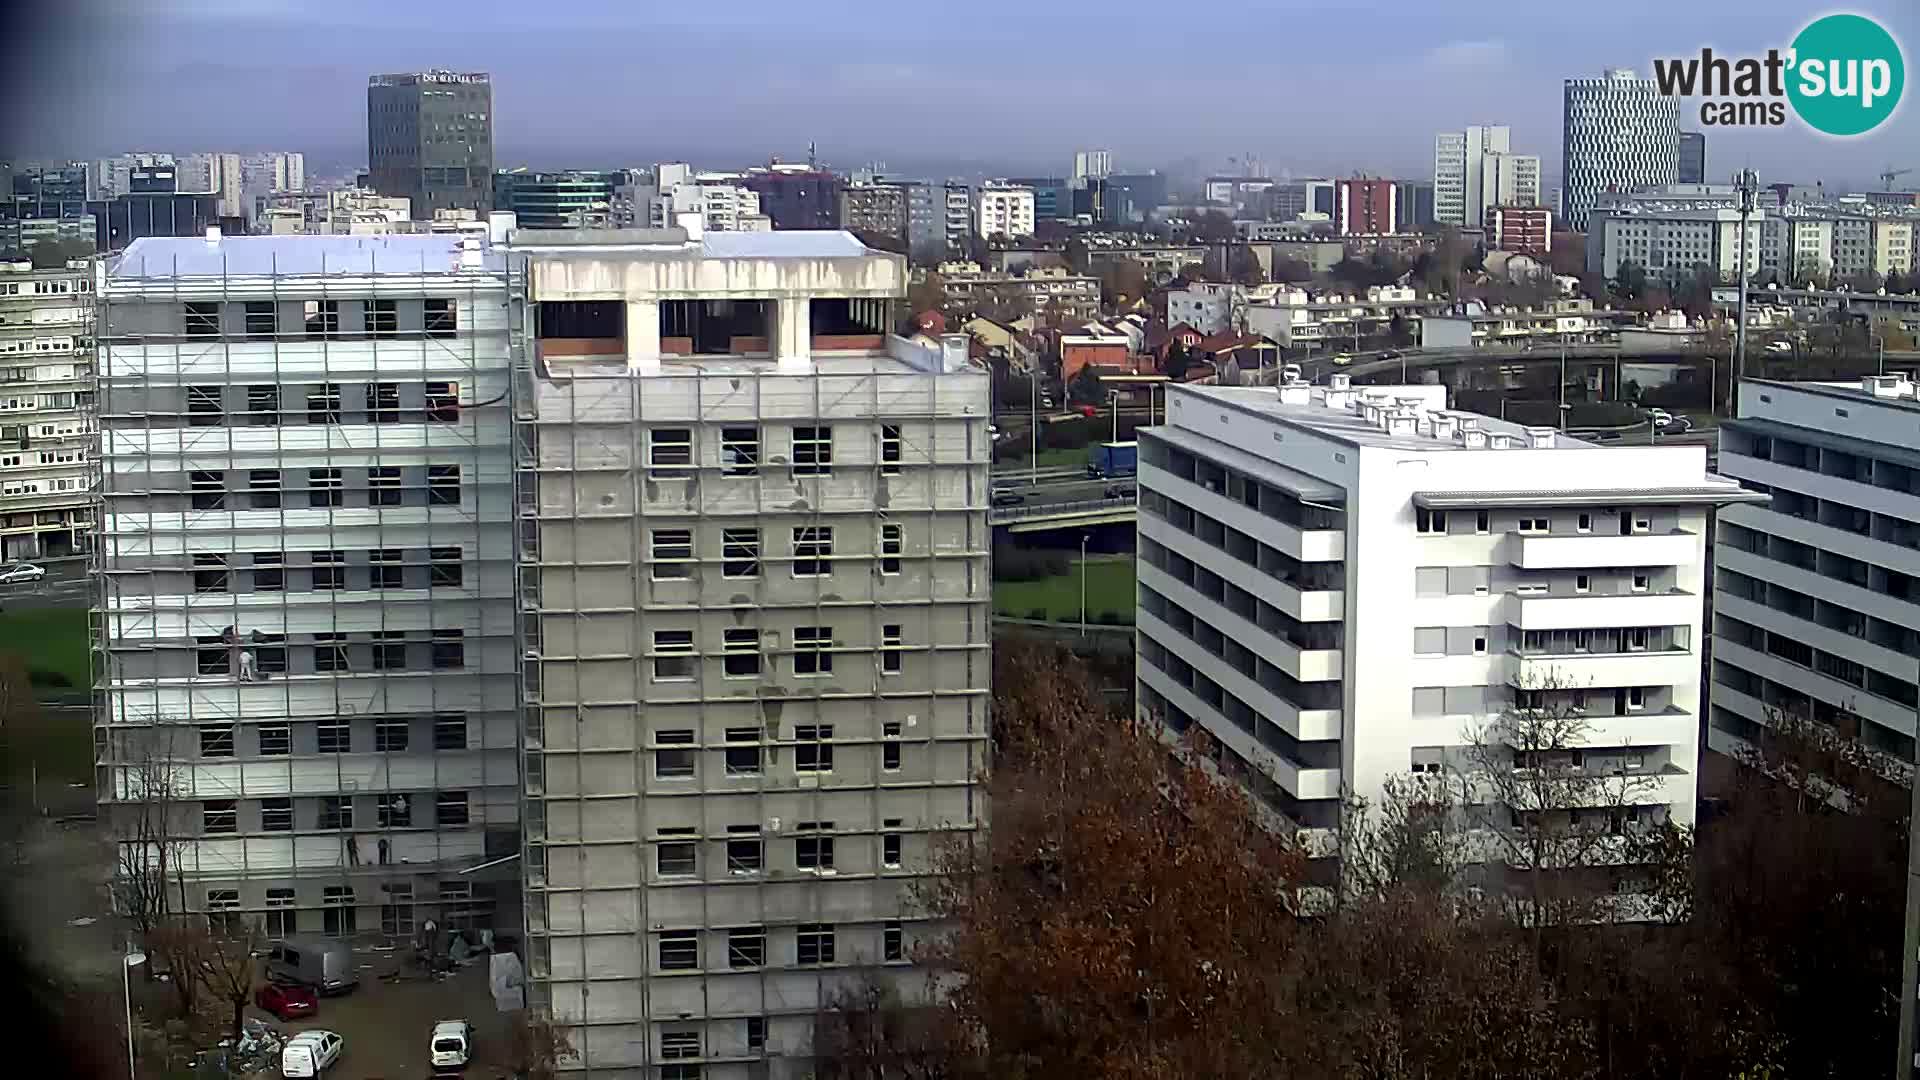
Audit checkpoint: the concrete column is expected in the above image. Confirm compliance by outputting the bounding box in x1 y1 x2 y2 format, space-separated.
626 299 660 374
775 297 812 373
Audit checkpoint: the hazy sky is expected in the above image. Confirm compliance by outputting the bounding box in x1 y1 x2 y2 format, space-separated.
3 0 1917 189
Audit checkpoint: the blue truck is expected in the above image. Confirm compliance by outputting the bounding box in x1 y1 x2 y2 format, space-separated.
1086 440 1138 479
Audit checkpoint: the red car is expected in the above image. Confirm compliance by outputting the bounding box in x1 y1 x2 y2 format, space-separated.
254 981 318 1021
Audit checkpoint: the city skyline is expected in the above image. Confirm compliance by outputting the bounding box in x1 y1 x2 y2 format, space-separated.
5 0 1917 190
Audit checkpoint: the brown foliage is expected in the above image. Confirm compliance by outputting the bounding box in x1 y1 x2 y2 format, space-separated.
507 1009 580 1080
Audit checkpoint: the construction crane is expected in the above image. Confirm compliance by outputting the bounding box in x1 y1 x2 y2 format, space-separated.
1882 166 1913 190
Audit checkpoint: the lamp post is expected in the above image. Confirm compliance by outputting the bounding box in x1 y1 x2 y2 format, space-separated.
1029 357 1039 486
123 949 146 1080
1874 330 1887 376
1733 168 1758 413
1109 390 1121 444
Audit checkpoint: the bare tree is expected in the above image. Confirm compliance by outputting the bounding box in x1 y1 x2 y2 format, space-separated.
1338 772 1471 906
111 727 194 945
814 973 976 1079
195 919 264 1048
507 1009 580 1080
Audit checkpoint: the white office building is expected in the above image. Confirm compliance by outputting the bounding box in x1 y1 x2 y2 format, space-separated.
1593 206 1766 281
0 255 97 559
1434 126 1539 228
1135 378 1758 848
1562 69 1680 232
1074 149 1113 181
650 175 768 234
1711 376 1920 769
974 183 1036 241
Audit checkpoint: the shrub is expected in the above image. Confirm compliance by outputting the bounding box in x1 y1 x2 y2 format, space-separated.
993 545 1070 582
1026 608 1049 622
28 667 72 688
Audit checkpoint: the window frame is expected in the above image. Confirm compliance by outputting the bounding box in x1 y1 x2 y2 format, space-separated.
793 627 833 676
796 923 836 966
792 526 833 577
792 425 833 476
651 529 694 580
654 730 696 780
881 423 903 475
728 926 766 969
722 528 760 578
658 930 700 972
721 426 759 476
793 723 834 772
652 629 696 681
879 522 903 575
648 428 694 477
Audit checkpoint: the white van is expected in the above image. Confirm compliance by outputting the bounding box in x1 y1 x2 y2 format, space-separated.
430 1019 475 1070
281 1030 344 1077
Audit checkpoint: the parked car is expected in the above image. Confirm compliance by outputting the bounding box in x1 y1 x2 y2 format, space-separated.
280 1030 344 1078
266 936 358 995
1330 353 1354 367
0 562 45 584
1766 339 1794 354
990 487 1026 507
253 981 317 1021
430 1019 476 1071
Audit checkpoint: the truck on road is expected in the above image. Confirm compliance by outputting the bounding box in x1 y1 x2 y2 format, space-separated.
1087 440 1138 479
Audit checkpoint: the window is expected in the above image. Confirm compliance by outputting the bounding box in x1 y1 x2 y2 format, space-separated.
653 629 695 680
307 383 342 423
1575 574 1591 594
882 722 903 771
206 889 242 932
368 466 402 506
190 470 226 510
322 886 356 937
259 724 290 756
722 528 760 578
728 926 766 968
723 629 761 678
660 1067 701 1080
313 633 348 672
265 889 297 938
794 627 833 675
433 714 467 750
373 631 409 670
185 385 223 426
318 719 351 754
1631 514 1651 534
1416 507 1446 535
261 797 292 832
883 816 904 867
880 523 902 575
425 298 457 338
308 468 343 507
432 629 465 669
365 299 398 335
884 919 904 962
378 794 412 828
249 469 281 509
1473 635 1487 655
370 548 404 589
659 930 699 971
1627 628 1650 652
657 835 697 877
244 301 277 337
649 428 693 477
1632 573 1650 593
724 728 762 776
435 791 469 826
881 423 903 475
1475 510 1490 534
366 382 400 423
312 550 345 590
428 465 460 505
661 1031 702 1060
1627 687 1646 711
1577 513 1592 533
200 725 235 758
655 730 696 779
196 635 231 676
425 380 459 422
375 718 410 752
193 553 229 593
726 826 763 873
792 526 832 576
200 799 236 834
795 823 835 870
721 426 759 476
1518 516 1549 534
184 302 220 337
304 301 339 338
746 1017 766 1051
651 530 693 579
381 882 415 937
792 425 833 476
797 923 835 966
880 626 903 676
794 724 833 772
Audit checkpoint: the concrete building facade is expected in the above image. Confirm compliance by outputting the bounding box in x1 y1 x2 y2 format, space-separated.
367 71 495 219
974 183 1036 241
0 255 96 558
1336 179 1397 238
1562 69 1680 232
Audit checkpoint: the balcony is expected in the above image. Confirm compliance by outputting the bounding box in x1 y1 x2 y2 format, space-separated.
1507 647 1698 690
1510 531 1697 570
1507 590 1699 631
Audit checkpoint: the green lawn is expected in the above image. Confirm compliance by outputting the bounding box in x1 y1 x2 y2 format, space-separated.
0 606 90 690
994 556 1136 624
993 445 1090 471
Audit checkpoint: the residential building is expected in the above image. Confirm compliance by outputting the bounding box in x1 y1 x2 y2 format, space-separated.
1711 376 1920 771
842 179 942 261
651 175 766 234
1491 206 1553 256
367 70 495 218
1872 219 1914 279
1167 283 1241 336
930 262 1102 322
95 232 522 941
1243 285 1432 347
1761 213 1836 283
1136 378 1758 855
974 183 1036 241
1434 125 1514 228
89 154 175 200
1205 177 1276 211
1061 324 1135 382
1483 153 1541 214
1592 206 1765 281
1395 181 1436 233
322 189 412 235
493 171 615 230
1562 69 1681 231
1069 233 1206 283
1678 132 1706 185
1074 149 1113 181
1006 177 1071 221
511 225 988 1076
1336 178 1397 238
0 255 96 558
1828 215 1876 281
942 182 971 259
741 165 842 230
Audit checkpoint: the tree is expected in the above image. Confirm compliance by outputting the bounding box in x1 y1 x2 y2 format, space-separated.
1190 209 1235 243
112 727 193 945
1226 245 1264 286
907 271 947 318
1612 260 1648 302
1269 257 1314 284
193 919 264 1048
1097 262 1148 309
1548 232 1587 278
814 974 977 1079
1159 341 1192 381
507 1009 580 1080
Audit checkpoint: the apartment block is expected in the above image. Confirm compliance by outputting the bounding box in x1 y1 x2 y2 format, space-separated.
974 183 1036 241
95 232 522 941
1135 378 1758 849
1711 376 1920 769
0 255 96 558
511 226 989 1077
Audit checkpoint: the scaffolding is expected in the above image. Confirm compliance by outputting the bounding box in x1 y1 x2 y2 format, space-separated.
92 239 522 943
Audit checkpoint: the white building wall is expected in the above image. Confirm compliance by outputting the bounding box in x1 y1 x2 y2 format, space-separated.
974 186 1036 240
1563 70 1680 231
0 259 97 559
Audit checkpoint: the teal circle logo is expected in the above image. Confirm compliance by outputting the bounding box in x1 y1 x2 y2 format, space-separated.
1787 13 1904 136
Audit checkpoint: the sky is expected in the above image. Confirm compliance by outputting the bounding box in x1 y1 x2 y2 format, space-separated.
3 0 1917 191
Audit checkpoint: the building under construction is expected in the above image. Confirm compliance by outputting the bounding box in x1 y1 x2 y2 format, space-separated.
94 230 522 942
511 226 989 1076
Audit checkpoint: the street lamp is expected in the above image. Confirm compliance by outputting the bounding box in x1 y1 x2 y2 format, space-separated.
1109 390 1121 444
1874 330 1886 376
123 949 147 1080
1079 531 1091 636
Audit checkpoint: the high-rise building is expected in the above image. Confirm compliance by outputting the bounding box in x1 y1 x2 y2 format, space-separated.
95 231 523 942
1490 205 1553 255
840 179 941 262
1433 126 1539 229
1394 181 1436 232
1101 173 1168 227
0 254 96 559
1562 69 1680 231
1710 376 1920 771
1335 178 1397 237
974 182 1036 240
1074 149 1113 181
741 165 842 230
1678 132 1706 185
510 226 988 1075
87 184 227 251
943 182 972 257
1135 378 1758 866
1006 177 1070 221
367 70 495 219
493 171 615 229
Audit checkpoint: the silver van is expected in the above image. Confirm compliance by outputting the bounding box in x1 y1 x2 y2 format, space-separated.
267 936 359 995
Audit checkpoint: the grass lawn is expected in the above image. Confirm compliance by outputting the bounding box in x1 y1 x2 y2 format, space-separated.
0 607 93 787
994 556 1136 624
993 445 1090 471
1 703 92 786
0 606 90 690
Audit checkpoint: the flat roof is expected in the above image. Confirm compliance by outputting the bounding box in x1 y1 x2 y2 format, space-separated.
109 234 507 278
1747 377 1920 415
1414 486 1767 509
1183 384 1576 453
513 230 883 261
536 354 952 381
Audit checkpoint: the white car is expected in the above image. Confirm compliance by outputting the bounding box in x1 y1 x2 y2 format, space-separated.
1766 340 1793 354
0 562 44 584
281 1029 344 1077
1330 353 1354 367
430 1019 475 1070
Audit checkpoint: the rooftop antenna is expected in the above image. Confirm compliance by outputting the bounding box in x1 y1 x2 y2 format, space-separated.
808 142 817 168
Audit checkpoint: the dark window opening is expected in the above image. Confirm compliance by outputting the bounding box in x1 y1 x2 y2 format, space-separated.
660 298 771 356
536 301 624 356
809 297 886 338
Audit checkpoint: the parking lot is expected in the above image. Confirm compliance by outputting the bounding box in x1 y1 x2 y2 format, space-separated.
262 960 517 1079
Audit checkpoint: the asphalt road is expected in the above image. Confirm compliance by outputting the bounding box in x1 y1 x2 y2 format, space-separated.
0 557 91 610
